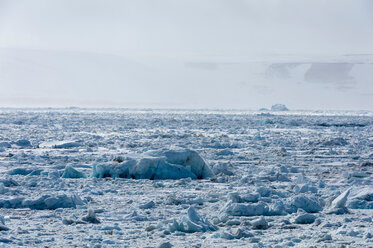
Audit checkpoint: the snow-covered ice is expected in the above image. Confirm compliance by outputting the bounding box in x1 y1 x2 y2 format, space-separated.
0 108 372 247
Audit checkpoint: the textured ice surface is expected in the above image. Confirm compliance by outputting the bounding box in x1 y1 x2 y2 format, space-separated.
0 109 372 247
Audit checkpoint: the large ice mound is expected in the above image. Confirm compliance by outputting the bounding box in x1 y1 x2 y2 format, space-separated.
92 149 214 180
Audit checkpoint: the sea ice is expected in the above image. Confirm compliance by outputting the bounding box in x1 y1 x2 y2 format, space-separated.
0 194 83 210
251 216 269 229
81 209 101 224
0 142 11 148
168 206 218 233
158 241 173 248
294 210 317 224
139 200 155 209
7 168 42 176
347 188 373 209
322 137 348 146
0 109 371 247
223 201 270 216
290 195 323 213
39 140 82 149
228 192 260 203
124 211 148 221
0 216 9 231
61 165 86 178
92 149 214 180
14 139 32 147
327 188 350 214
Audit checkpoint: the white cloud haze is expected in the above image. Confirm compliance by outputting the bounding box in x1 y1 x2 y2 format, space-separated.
0 0 372 110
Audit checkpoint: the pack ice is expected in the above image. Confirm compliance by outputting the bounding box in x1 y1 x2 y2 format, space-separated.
0 108 372 247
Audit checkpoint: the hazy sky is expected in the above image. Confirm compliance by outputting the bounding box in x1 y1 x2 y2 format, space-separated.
0 0 372 110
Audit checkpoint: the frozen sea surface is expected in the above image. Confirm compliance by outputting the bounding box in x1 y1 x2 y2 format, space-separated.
0 108 372 247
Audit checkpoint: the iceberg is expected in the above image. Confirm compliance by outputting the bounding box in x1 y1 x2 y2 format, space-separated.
271 104 289 111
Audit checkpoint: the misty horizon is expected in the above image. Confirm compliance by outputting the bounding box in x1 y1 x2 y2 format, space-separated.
0 0 372 110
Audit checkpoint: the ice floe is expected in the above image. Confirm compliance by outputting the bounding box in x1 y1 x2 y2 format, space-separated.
92 149 214 180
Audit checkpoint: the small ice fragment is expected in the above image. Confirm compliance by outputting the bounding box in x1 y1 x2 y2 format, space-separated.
327 188 350 214
82 209 100 224
291 195 322 213
168 206 217 233
0 142 11 148
158 242 172 248
223 201 270 216
139 200 155 209
125 211 148 221
0 216 9 231
318 234 332 242
145 225 157 232
61 166 85 178
14 139 31 147
251 216 268 229
294 213 316 224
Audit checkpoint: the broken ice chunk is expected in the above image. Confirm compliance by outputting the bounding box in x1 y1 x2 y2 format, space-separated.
168 206 218 233
251 216 269 229
294 209 317 224
139 200 155 209
61 166 85 178
82 209 100 224
327 188 350 214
